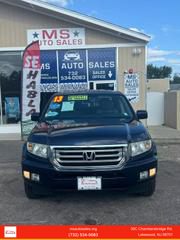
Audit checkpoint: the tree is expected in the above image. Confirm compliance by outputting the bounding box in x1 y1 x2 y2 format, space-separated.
171 74 180 84
147 64 172 79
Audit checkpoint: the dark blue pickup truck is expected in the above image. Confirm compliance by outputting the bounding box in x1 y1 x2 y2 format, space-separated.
22 90 157 198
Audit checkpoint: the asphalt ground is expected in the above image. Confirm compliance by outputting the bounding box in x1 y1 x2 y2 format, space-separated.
0 141 180 225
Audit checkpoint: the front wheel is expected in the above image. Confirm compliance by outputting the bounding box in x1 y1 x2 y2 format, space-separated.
24 182 42 199
137 178 156 196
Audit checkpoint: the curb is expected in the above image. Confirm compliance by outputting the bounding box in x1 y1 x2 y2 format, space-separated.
152 138 180 145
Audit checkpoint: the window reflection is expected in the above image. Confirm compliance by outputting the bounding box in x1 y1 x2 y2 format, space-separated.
0 51 21 124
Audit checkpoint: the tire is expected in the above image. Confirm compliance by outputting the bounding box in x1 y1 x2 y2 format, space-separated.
137 178 156 197
24 182 42 199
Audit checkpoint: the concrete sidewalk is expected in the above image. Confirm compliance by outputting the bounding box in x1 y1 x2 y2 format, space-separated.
148 126 180 144
0 124 21 141
0 133 21 141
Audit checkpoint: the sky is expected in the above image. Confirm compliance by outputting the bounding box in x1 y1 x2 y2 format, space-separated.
42 0 180 76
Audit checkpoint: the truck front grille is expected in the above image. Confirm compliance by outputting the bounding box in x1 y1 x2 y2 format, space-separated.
51 145 128 169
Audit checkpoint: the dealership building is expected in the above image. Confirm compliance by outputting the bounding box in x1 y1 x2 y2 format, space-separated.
0 0 150 136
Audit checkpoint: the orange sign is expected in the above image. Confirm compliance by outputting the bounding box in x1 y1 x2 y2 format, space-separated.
54 96 64 103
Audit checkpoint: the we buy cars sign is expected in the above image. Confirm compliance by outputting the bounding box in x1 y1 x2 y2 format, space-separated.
27 28 85 49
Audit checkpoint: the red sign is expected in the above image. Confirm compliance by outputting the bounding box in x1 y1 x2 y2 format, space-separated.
0 225 179 239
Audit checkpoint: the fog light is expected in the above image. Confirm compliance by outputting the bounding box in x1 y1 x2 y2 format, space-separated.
140 170 148 180
23 171 30 179
149 168 156 177
31 173 40 182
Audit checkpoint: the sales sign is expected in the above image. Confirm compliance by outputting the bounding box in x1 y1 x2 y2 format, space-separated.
40 50 58 92
124 73 139 103
88 48 116 81
58 49 88 91
27 28 85 49
59 50 87 83
41 50 57 83
32 47 116 92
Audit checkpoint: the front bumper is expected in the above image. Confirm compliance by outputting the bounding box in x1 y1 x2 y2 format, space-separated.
22 153 158 193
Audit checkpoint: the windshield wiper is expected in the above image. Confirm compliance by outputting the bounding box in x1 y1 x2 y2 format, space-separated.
119 118 133 123
40 120 52 126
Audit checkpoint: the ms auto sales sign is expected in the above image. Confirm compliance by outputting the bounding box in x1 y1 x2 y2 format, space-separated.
124 73 139 103
27 28 85 49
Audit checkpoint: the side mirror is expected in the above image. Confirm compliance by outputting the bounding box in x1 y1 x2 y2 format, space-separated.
136 110 148 120
31 112 40 121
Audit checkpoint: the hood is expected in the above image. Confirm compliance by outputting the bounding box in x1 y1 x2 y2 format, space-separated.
28 120 150 146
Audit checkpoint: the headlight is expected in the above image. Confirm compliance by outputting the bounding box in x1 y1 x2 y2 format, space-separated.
130 140 152 157
27 142 48 158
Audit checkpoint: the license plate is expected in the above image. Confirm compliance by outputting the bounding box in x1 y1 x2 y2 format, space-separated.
77 177 102 190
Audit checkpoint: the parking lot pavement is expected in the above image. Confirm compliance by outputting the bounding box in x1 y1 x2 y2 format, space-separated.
0 141 180 225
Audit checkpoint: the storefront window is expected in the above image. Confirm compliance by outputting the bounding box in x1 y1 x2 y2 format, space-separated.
0 51 22 124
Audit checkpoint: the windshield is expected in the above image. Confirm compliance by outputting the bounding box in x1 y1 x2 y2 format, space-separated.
42 94 135 123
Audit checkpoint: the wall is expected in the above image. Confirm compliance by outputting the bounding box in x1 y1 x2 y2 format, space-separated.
0 2 130 47
147 79 170 93
147 92 164 126
118 47 146 111
170 84 180 91
164 91 180 130
178 92 180 131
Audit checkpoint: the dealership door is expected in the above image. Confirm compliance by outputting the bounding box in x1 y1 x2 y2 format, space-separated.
89 81 116 91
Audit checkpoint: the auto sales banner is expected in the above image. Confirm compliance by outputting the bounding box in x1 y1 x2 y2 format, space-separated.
40 48 116 92
40 50 58 92
21 41 41 139
27 28 85 49
58 49 88 91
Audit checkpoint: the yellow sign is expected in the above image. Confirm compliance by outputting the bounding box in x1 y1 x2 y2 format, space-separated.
68 95 88 101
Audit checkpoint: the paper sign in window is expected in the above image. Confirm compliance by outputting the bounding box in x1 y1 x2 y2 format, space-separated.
61 101 74 112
